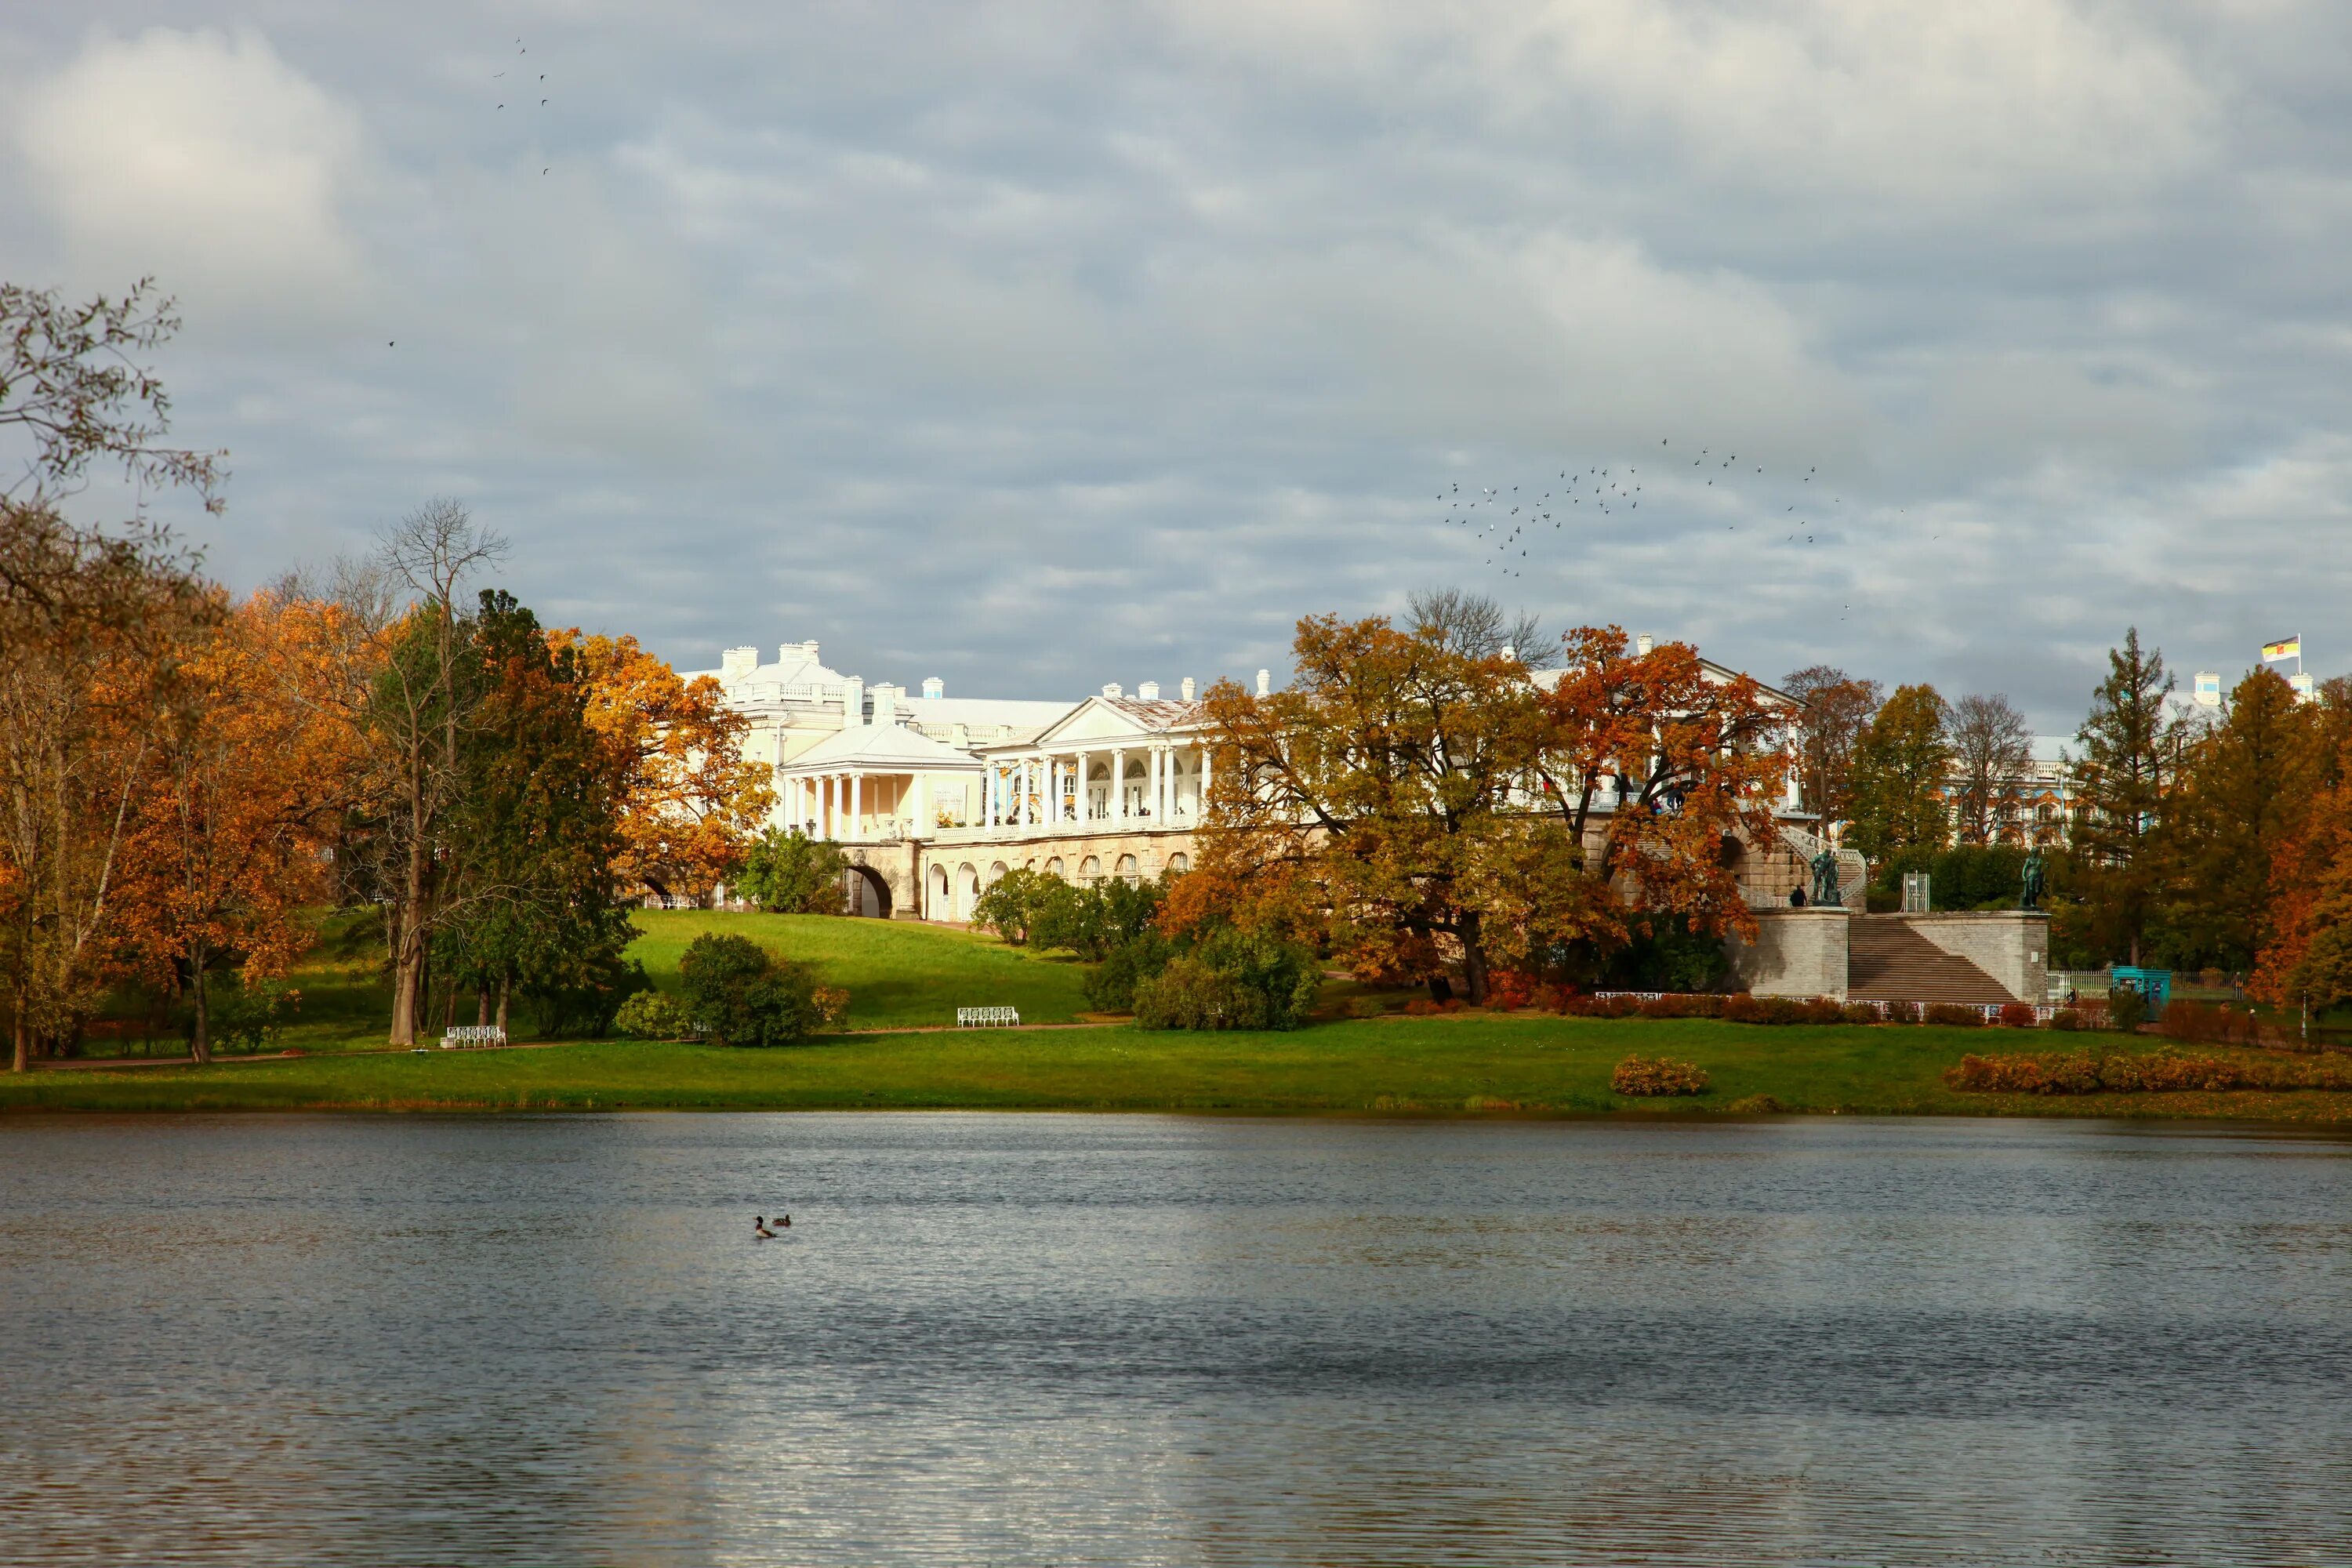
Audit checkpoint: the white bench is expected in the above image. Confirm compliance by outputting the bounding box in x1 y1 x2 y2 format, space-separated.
956 1007 1020 1029
440 1025 509 1050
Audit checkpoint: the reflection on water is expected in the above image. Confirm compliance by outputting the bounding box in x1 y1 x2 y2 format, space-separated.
5 1113 2350 1565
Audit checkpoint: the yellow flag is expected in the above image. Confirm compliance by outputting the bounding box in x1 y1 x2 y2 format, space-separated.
2263 636 2301 662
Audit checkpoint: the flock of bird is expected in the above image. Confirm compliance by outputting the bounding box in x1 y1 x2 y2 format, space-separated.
390 36 556 350
1437 437 1862 619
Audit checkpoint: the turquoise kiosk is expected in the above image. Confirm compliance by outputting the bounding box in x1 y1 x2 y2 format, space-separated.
2111 967 2172 1013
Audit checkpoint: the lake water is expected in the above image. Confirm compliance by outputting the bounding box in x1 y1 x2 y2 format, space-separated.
5 1113 2350 1566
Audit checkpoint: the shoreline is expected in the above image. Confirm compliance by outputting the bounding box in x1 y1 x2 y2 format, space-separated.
6 1018 2350 1124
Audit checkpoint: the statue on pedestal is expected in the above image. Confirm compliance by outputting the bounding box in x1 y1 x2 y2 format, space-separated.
2020 848 2045 911
1809 844 1843 909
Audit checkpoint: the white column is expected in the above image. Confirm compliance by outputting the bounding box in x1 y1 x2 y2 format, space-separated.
1078 750 1092 818
1154 746 1168 821
914 772 930 837
849 772 863 841
1112 748 1126 822
1048 758 1061 822
824 775 837 840
1022 757 1036 826
1199 745 1211 817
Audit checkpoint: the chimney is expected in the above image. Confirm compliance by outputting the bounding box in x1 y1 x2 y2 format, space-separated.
1256 669 1272 697
720 646 758 682
1138 681 1160 701
1102 682 1123 699
921 677 944 700
782 641 821 666
842 676 864 728
1635 633 1653 655
872 683 898 725
1180 677 1195 702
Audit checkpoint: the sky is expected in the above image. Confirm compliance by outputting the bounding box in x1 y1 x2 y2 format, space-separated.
2 2 2347 730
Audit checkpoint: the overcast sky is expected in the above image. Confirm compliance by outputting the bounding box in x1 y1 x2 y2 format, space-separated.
3 2 2346 728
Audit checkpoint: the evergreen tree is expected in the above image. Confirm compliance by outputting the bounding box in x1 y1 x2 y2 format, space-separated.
433 590 634 1036
1847 684 1953 864
2068 628 2180 966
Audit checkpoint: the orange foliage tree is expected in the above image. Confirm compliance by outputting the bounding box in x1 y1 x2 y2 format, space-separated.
2252 730 2352 1015
1528 626 1789 939
112 590 360 1061
550 630 775 903
1194 608 1596 1004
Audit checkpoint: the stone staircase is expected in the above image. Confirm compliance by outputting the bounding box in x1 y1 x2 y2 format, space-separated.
1847 916 2016 1004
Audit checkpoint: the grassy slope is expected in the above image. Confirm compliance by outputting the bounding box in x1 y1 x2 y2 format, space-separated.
9 1014 2348 1121
621 912 1095 1030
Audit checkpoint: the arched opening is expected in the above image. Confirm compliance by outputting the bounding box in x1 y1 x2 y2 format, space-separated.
1115 853 1139 884
927 863 949 919
842 863 891 918
955 863 980 921
986 861 1008 887
1167 852 1190 875
1044 857 1064 878
1078 855 1101 884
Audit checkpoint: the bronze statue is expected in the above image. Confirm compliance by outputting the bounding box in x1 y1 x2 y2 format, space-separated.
1809 844 1842 909
2020 848 2045 911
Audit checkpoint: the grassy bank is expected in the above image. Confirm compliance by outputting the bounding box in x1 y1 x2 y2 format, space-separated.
84 909 1098 1056
9 1014 2350 1121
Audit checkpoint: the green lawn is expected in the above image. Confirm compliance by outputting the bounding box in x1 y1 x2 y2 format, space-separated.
86 909 1098 1055
10 1013 2347 1121
621 911 1096 1031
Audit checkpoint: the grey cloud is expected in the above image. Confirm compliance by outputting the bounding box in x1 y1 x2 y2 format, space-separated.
0 0 2346 728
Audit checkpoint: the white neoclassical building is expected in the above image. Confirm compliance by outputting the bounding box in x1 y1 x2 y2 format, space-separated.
684 642 1226 920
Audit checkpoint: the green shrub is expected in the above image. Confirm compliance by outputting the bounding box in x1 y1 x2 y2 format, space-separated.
1346 995 1389 1018
2107 985 2151 1032
1081 929 1173 1011
1611 1055 1711 1095
614 989 698 1040
1924 1003 1986 1028
678 931 822 1046
1841 1003 1882 1025
2049 1008 2083 1032
737 828 852 914
1132 929 1319 1032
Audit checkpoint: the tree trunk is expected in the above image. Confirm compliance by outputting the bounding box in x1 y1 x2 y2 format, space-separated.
189 938 212 1065
477 986 492 1026
1458 912 1490 1006
10 1005 26 1074
495 976 510 1035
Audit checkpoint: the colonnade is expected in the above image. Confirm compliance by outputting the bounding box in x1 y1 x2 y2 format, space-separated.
786 771 942 843
981 742 1210 831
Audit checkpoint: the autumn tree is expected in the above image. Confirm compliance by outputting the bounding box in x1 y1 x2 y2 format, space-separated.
2252 728 2352 1015
1847 684 1953 865
1194 605 1578 1004
112 590 358 1061
1530 626 1788 931
550 630 775 904
1780 665 1881 827
2153 667 2327 973
0 278 223 1069
2068 629 2183 966
1948 692 2034 845
1192 602 1786 1005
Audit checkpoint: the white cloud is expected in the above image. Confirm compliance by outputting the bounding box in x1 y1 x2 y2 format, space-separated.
15 27 367 314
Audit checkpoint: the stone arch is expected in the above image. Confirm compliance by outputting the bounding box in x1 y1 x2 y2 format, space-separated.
1044 856 1064 877
1024 857 1037 872
1115 853 1139 884
842 863 891 918
955 862 980 921
1078 855 1101 883
1167 851 1190 874
927 862 949 919
986 860 1008 887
